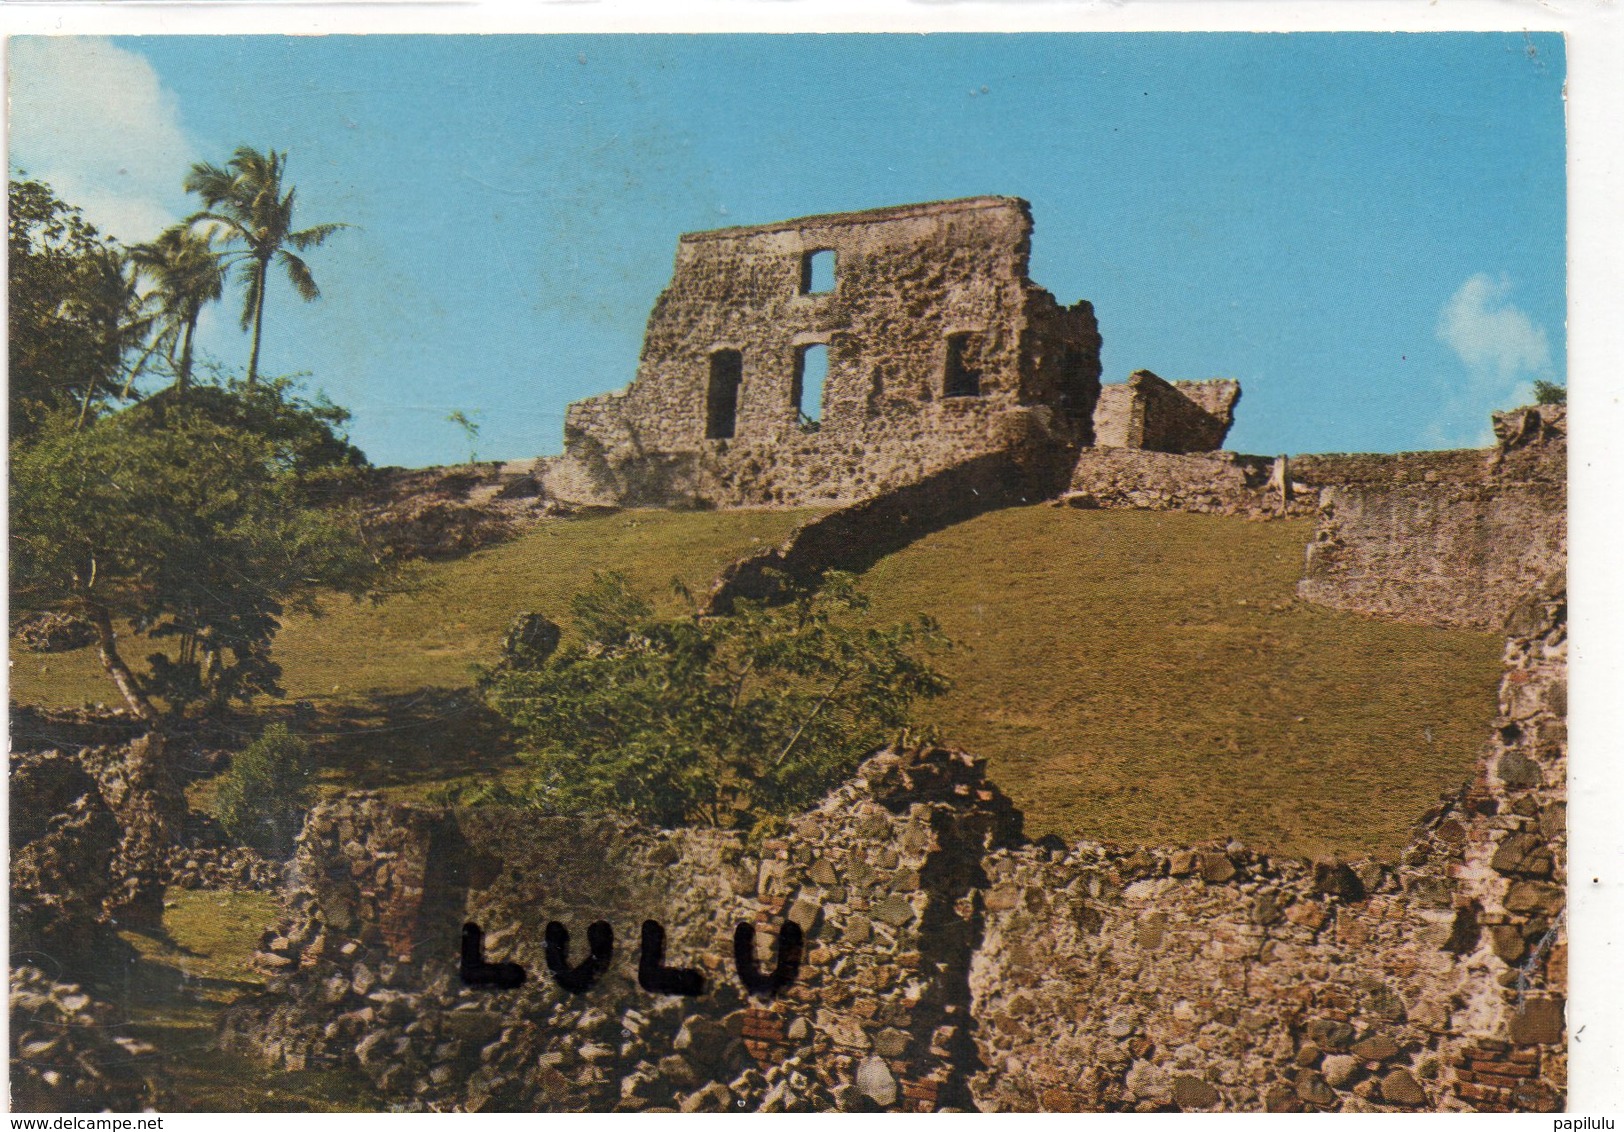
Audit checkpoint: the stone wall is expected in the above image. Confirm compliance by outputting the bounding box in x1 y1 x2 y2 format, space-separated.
541 197 1100 508
222 748 1020 1112
223 583 1565 1112
1062 448 1310 518
1092 370 1239 454
1298 406 1565 630
705 446 1078 613
969 575 1565 1113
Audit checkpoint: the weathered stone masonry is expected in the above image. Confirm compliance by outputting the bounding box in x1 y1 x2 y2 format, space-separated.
1298 405 1566 631
540 198 1237 508
224 583 1565 1111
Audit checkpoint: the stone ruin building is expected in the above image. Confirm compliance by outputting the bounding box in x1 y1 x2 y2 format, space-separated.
541 196 1241 508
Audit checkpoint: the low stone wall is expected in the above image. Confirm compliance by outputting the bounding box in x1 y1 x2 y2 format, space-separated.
221 583 1565 1112
705 445 1076 612
970 577 1566 1113
1062 448 1309 518
1290 449 1491 489
165 845 283 892
221 748 1020 1112
9 966 161 1112
1298 406 1565 631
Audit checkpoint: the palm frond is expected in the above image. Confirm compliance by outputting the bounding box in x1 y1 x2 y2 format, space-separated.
183 162 242 209
239 262 265 331
278 251 321 302
286 222 349 251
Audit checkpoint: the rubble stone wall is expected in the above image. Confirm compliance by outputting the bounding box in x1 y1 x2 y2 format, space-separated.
222 749 1020 1112
1062 448 1309 518
705 446 1078 613
1092 370 1239 454
223 583 1565 1112
970 578 1566 1113
542 197 1100 508
1298 406 1565 631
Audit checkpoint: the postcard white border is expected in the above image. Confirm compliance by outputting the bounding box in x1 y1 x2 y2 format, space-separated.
1 0 1618 1118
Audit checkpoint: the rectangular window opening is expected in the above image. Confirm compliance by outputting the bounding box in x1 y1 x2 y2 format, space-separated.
706 349 743 439
792 343 828 430
944 333 983 398
800 249 836 295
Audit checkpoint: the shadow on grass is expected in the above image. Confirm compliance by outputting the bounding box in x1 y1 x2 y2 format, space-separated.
267 685 524 796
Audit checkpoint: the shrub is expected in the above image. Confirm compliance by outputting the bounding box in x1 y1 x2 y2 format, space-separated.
214 724 316 856
477 571 950 829
1532 380 1566 406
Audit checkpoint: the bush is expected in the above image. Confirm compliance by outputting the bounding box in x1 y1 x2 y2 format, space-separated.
477 571 950 829
213 724 315 856
1532 380 1566 406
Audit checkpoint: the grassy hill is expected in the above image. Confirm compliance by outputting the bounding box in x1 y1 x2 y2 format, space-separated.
10 504 1503 859
860 505 1501 859
12 507 821 706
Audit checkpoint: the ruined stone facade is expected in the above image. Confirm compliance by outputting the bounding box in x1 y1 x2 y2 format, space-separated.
541 198 1237 509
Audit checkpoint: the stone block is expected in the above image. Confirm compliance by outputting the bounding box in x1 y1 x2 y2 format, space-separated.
1507 997 1564 1045
1171 1075 1221 1110
1379 1068 1427 1107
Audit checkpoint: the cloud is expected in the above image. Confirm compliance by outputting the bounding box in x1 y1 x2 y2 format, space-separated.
1429 273 1554 445
1437 273 1552 383
8 37 197 244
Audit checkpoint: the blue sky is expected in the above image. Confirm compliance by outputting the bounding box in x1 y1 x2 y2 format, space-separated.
9 33 1566 467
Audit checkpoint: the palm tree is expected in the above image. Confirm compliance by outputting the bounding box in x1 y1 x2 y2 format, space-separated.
183 146 346 384
126 224 226 392
74 249 154 430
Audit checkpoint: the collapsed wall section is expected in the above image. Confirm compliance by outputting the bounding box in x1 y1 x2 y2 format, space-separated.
1092 370 1239 454
222 749 1020 1113
543 197 1100 508
969 576 1566 1113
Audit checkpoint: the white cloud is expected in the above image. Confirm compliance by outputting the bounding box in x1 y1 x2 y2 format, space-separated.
1437 273 1552 383
1429 273 1555 446
8 37 197 244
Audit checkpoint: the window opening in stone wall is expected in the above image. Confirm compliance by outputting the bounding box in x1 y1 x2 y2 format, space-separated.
1057 346 1092 418
706 349 743 439
792 344 828 431
944 333 983 398
801 249 836 295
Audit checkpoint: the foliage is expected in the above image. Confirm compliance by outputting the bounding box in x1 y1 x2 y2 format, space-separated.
127 224 227 392
8 177 151 441
1532 380 1566 406
476 571 950 828
447 410 481 464
184 146 347 383
10 379 379 718
212 724 316 856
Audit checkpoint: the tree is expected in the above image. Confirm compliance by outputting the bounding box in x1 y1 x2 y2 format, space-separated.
1532 380 1567 407
447 410 481 464
477 572 951 829
8 177 151 441
10 379 379 725
126 224 226 392
183 147 346 384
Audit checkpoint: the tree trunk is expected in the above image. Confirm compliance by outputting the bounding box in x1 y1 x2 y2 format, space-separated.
178 311 197 391
246 258 269 386
85 602 162 727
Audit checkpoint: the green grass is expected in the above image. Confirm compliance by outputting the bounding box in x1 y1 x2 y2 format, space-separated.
13 503 1503 859
11 507 819 708
861 506 1503 859
107 888 379 1111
